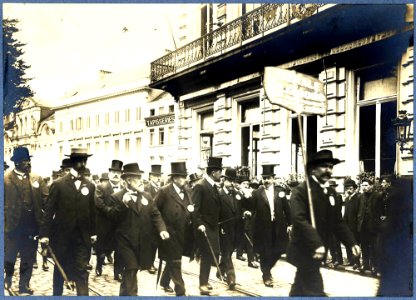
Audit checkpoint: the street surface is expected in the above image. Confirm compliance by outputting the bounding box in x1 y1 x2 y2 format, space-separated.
4 247 379 297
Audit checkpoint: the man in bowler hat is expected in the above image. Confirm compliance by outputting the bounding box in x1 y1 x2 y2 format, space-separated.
192 156 223 295
60 158 72 175
108 163 169 296
94 160 124 280
287 150 361 296
251 164 291 287
39 148 97 296
4 147 48 294
155 162 195 296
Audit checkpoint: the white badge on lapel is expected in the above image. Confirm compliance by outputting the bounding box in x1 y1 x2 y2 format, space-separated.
141 198 149 206
235 194 241 200
187 204 194 212
329 195 335 206
32 181 39 189
278 191 286 198
81 187 89 196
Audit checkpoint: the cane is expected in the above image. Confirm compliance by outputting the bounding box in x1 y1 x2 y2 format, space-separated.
202 231 224 282
45 244 76 291
243 232 254 248
5 284 17 296
155 259 163 290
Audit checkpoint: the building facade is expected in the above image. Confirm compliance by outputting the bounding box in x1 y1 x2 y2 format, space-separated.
150 3 414 183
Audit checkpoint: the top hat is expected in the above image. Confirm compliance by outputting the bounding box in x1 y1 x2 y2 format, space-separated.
328 180 338 187
261 164 276 177
344 179 357 188
83 168 91 176
222 167 237 181
60 158 72 169
149 164 163 176
237 175 250 183
109 160 123 172
121 163 144 179
11 147 32 162
100 172 109 181
4 161 10 170
65 147 92 158
188 173 200 183
169 162 188 176
92 174 99 181
307 150 341 168
207 157 222 170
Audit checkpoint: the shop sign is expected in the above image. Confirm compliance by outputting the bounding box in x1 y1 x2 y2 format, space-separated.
145 113 175 127
263 67 326 115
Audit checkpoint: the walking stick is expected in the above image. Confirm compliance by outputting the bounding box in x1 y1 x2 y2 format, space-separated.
202 231 224 282
155 259 163 290
46 245 76 291
5 285 17 296
243 232 254 248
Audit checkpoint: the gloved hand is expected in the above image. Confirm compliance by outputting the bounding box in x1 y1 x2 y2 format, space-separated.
313 246 325 260
198 225 206 232
160 231 170 240
39 237 49 245
91 235 97 244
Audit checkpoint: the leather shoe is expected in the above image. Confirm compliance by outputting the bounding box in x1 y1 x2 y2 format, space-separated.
237 255 246 261
33 262 38 269
19 286 34 295
114 273 122 281
162 285 174 293
148 265 157 274
263 279 274 288
200 285 218 296
228 282 236 290
86 264 93 271
206 283 213 290
248 261 259 268
42 261 49 271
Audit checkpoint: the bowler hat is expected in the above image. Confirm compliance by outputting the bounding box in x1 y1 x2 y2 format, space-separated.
109 160 123 172
207 157 222 169
60 158 72 169
65 147 92 158
188 173 200 183
261 165 275 176
328 180 338 187
169 162 188 176
149 164 163 175
121 163 144 179
11 147 32 162
222 167 237 181
100 172 109 181
344 179 357 188
92 174 99 181
307 150 340 168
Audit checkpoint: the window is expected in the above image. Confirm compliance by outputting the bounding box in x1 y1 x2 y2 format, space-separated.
105 113 110 125
136 137 141 154
168 126 174 144
115 111 120 124
169 105 174 113
86 116 90 128
86 143 90 152
150 109 155 116
159 106 164 115
150 129 155 146
136 107 142 120
241 100 259 124
200 111 214 131
199 110 214 164
70 120 74 131
125 139 130 154
59 122 63 133
96 115 100 127
95 141 100 152
159 127 165 145
115 140 119 156
125 109 130 123
59 146 63 159
76 117 83 131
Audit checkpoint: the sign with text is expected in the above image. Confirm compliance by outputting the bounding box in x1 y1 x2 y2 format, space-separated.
145 113 175 127
263 67 326 115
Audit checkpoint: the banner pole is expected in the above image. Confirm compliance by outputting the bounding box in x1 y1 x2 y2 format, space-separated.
297 114 316 229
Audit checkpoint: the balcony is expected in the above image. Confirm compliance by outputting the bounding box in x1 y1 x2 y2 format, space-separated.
150 3 326 83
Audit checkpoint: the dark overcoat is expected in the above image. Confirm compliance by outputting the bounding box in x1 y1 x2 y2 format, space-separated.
4 170 48 235
40 173 97 253
192 178 221 255
110 188 167 270
155 183 194 260
343 192 360 235
357 191 383 233
218 188 241 253
287 178 355 268
252 185 291 257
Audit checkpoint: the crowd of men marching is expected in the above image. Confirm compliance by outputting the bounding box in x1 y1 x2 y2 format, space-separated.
4 146 412 296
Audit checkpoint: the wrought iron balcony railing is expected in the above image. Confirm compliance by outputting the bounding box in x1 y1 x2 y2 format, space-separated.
150 3 326 82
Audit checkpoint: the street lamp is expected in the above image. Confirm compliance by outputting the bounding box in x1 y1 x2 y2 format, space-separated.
392 110 413 154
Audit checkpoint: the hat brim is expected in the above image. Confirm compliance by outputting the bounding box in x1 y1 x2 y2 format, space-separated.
109 168 123 172
149 172 163 175
307 158 341 167
222 175 237 181
11 155 33 162
121 172 144 179
169 173 188 177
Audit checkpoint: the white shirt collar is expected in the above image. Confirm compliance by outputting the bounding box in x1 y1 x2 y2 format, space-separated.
14 169 25 177
70 168 79 178
223 187 229 195
173 183 182 194
311 175 329 189
151 181 159 189
204 174 216 187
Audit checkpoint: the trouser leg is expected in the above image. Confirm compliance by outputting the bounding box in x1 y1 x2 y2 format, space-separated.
18 236 37 289
199 254 213 286
289 261 325 296
170 259 186 296
120 269 138 296
160 263 171 287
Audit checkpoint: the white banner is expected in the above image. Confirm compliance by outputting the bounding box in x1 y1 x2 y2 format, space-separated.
263 67 327 115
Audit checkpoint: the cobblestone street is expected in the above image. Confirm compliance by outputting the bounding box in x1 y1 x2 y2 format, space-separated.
5 248 379 297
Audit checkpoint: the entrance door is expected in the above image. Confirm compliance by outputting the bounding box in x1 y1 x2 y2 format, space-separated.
241 124 260 177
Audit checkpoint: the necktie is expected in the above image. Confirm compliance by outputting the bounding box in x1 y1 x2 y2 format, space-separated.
179 189 184 200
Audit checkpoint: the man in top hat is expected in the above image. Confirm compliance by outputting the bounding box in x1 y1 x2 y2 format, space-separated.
287 150 361 296
39 147 97 296
250 164 291 287
144 164 163 274
217 167 240 290
108 163 169 296
192 156 223 295
4 146 48 294
94 160 124 280
343 178 361 268
60 158 72 175
155 162 194 296
187 173 201 190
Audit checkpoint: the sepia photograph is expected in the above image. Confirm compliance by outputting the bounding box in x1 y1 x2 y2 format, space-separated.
2 2 414 297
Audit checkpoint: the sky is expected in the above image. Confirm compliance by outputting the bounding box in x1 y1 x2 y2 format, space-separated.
3 3 181 105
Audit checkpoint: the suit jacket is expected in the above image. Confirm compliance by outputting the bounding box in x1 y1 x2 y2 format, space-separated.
40 173 97 252
357 191 383 233
219 188 242 253
287 178 355 268
343 192 360 234
155 183 194 260
252 185 291 256
110 188 166 270
192 177 221 254
4 170 48 234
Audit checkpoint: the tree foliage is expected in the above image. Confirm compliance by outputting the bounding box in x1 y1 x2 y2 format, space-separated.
3 18 34 114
